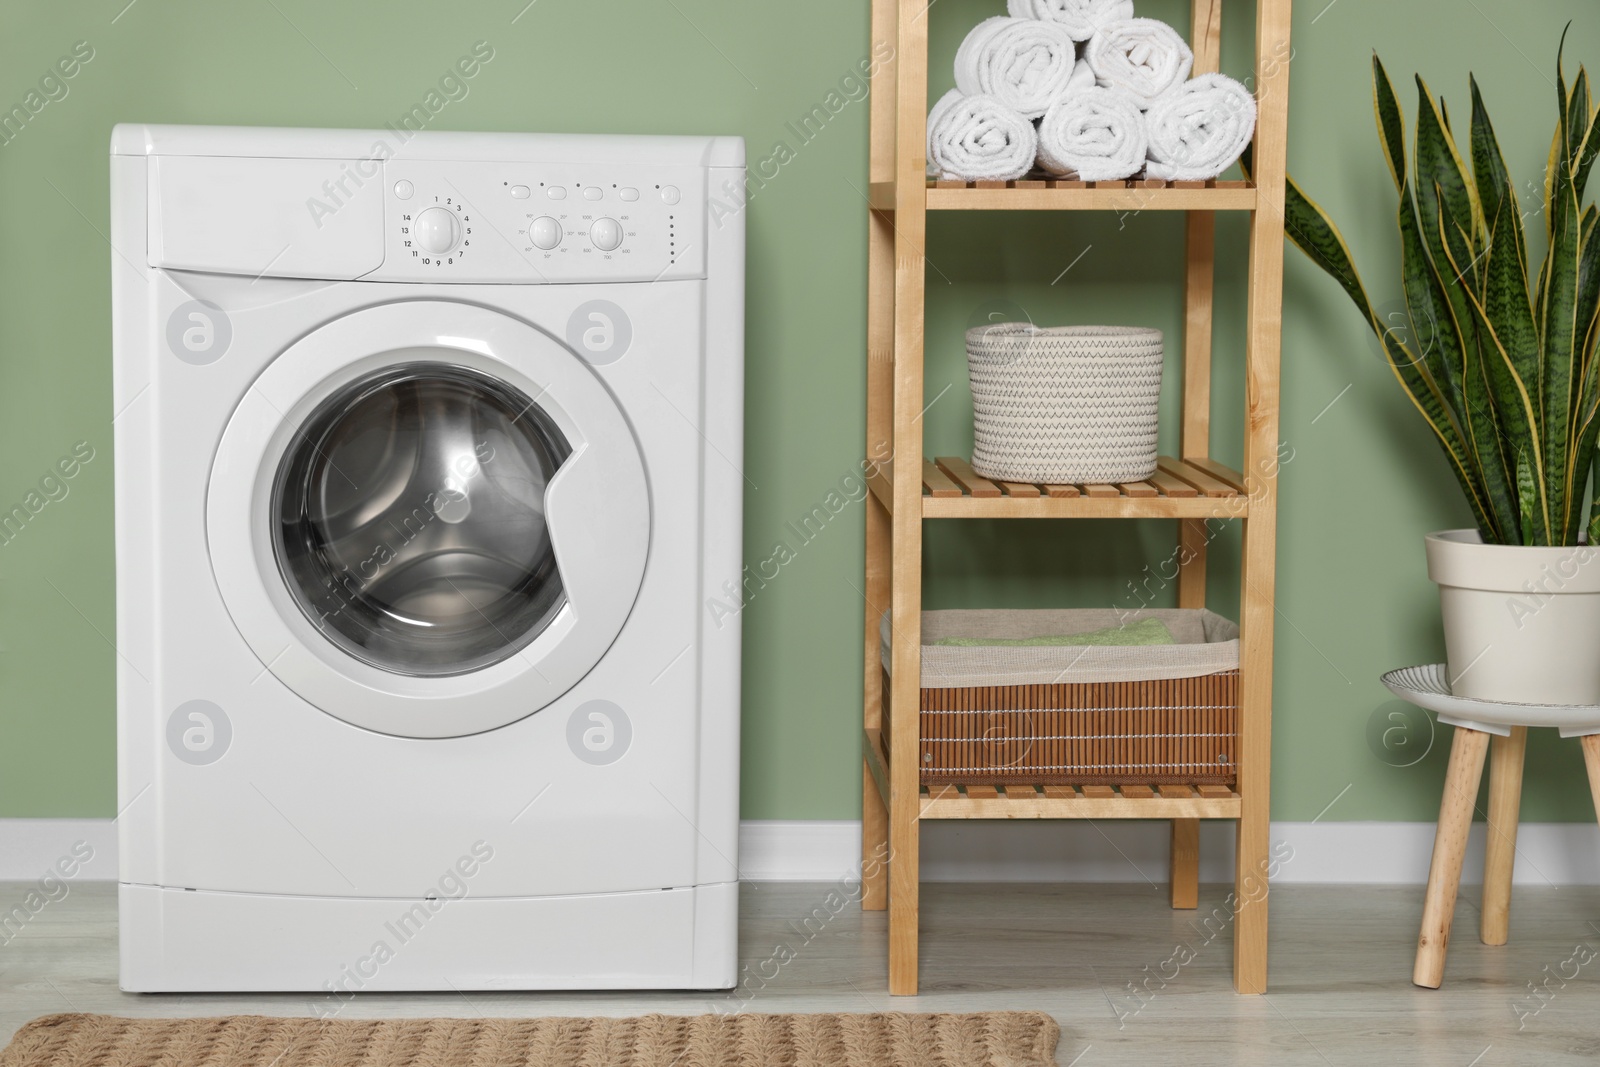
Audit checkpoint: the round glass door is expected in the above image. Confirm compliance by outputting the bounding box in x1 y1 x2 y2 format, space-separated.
271 362 572 677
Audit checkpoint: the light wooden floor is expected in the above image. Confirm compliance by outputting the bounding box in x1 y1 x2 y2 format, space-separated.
3 880 1597 1065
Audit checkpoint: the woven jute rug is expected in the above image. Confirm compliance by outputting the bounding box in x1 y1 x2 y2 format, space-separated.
0 1012 1061 1067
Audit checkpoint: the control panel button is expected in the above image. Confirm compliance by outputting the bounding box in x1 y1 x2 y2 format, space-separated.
531 216 563 250
547 186 568 200
583 187 604 201
589 217 623 252
414 206 461 254
619 187 640 202
661 185 681 205
511 185 530 199
394 180 414 200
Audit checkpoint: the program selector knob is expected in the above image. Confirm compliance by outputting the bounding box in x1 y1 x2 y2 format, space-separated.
590 217 623 252
531 216 562 250
414 206 461 254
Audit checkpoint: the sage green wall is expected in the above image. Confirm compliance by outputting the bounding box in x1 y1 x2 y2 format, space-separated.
2 1 1597 823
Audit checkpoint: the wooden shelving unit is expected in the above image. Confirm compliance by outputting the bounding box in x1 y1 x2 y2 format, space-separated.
859 0 1291 995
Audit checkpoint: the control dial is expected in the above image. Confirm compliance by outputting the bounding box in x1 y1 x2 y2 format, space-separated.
531 216 563 250
590 217 623 252
414 207 462 254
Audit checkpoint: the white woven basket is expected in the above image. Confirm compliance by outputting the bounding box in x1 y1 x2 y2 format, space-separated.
966 323 1164 484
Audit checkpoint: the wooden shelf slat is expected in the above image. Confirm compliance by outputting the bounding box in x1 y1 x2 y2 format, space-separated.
924 495 1242 519
919 456 1249 519
920 459 962 498
934 456 1002 498
1144 468 1200 498
1185 457 1250 494
880 179 1260 213
997 480 1042 498
919 782 1242 820
1158 457 1240 497
921 179 1258 213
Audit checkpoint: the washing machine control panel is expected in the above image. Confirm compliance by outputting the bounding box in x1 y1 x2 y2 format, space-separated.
371 161 708 284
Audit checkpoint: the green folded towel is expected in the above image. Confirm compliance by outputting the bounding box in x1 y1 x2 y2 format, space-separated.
933 617 1175 648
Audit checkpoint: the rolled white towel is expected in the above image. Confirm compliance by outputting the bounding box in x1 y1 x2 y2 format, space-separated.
926 90 1039 182
955 16 1091 120
1037 87 1148 182
1144 73 1257 180
1085 18 1194 109
1006 0 1134 43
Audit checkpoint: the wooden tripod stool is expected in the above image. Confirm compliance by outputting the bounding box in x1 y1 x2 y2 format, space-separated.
1406 699 1600 988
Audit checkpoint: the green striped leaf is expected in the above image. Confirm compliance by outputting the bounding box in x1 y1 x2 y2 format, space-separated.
1469 76 1512 250
1540 139 1583 538
1414 76 1482 287
1373 56 1407 191
1558 35 1590 179
1573 101 1600 200
1517 449 1538 546
1590 451 1600 545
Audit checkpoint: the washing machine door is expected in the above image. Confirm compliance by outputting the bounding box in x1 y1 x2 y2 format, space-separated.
207 301 649 737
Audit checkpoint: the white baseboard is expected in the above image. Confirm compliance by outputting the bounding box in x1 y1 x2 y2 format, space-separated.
5 818 1598 885
740 820 1600 886
0 820 119 881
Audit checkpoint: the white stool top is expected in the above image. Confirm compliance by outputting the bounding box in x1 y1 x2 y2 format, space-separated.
1382 664 1600 738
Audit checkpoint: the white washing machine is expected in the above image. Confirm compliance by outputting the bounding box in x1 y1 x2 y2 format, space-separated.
111 125 745 993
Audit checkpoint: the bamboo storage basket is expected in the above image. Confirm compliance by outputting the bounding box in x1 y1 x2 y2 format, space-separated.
881 608 1240 786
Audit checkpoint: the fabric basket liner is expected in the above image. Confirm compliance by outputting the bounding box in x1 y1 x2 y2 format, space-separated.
882 608 1240 688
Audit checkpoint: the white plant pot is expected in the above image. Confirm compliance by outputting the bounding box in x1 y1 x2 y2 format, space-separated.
1426 529 1600 705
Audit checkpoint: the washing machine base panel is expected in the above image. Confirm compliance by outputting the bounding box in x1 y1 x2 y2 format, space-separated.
118 881 738 993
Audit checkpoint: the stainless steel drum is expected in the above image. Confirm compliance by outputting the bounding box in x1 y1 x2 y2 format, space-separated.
272 362 571 676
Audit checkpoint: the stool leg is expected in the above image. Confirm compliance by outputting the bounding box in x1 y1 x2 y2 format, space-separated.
1582 735 1600 828
1481 726 1527 946
1414 726 1491 989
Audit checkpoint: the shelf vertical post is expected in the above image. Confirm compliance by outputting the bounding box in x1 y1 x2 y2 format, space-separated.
1171 0 1225 913
885 0 931 997
860 0 901 918
1233 0 1292 995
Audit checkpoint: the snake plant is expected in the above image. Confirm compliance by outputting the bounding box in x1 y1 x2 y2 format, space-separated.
1277 45 1600 547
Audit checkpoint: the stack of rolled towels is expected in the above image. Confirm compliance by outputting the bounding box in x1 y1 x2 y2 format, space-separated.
927 1 1256 183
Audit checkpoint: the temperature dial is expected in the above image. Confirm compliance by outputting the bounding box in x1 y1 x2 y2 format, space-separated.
589 217 623 252
414 207 461 254
531 216 563 250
